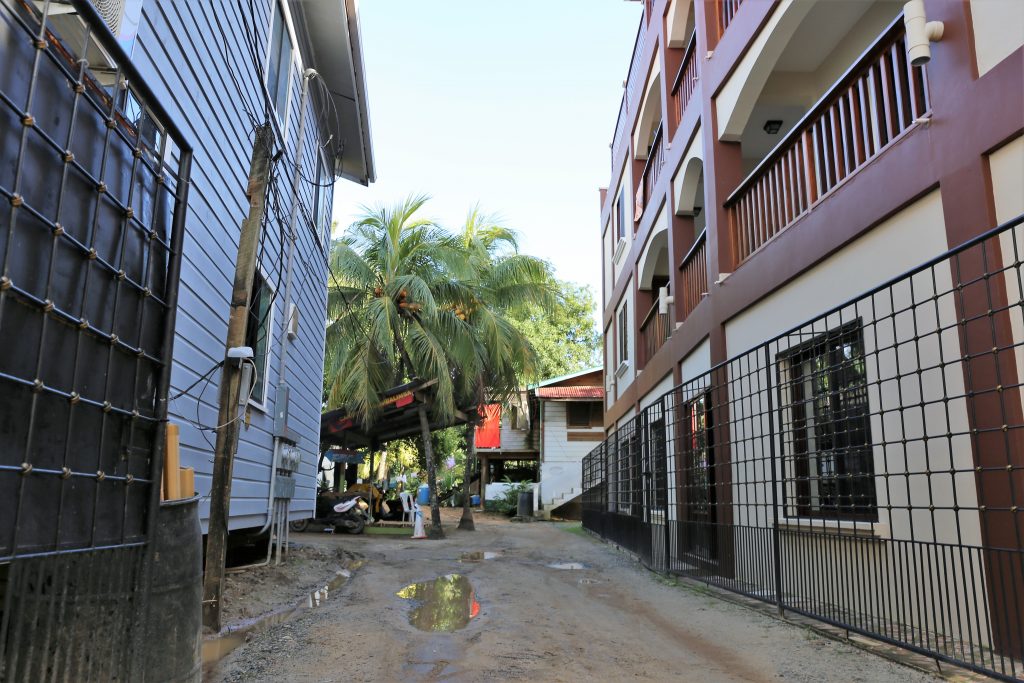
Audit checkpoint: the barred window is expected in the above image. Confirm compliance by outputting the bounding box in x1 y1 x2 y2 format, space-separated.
779 322 877 521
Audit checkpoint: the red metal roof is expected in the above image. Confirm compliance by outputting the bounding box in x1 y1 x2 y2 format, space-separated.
535 386 604 399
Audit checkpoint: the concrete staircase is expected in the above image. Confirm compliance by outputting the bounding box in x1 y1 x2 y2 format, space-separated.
538 488 582 519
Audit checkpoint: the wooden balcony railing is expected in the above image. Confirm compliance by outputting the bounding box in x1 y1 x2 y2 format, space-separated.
639 298 670 368
635 125 665 223
671 33 699 131
612 15 648 172
718 0 743 38
679 230 707 322
725 18 929 264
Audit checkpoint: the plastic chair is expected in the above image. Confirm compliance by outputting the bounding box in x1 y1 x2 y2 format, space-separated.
399 492 415 526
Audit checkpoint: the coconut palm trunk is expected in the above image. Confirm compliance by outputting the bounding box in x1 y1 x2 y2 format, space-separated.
418 406 444 538
458 420 477 531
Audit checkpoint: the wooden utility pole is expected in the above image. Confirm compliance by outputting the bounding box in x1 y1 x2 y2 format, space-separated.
202 123 274 631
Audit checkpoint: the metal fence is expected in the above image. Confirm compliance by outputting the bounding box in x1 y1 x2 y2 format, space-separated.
583 214 1024 681
0 0 191 679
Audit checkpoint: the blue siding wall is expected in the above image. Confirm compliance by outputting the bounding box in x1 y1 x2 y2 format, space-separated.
130 1 335 531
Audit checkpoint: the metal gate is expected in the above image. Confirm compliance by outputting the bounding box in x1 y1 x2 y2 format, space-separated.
0 0 191 679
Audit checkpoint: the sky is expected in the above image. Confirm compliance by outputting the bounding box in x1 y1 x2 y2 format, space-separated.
331 0 643 306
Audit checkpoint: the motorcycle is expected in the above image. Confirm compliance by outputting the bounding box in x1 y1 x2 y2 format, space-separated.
289 491 371 534
325 493 370 534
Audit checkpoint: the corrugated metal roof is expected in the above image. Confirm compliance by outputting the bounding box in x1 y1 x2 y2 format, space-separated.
535 386 604 399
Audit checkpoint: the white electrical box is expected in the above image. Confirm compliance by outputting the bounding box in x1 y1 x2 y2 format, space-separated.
286 302 299 340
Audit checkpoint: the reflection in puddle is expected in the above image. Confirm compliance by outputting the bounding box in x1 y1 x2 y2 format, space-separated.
396 574 480 632
459 551 501 562
548 562 587 570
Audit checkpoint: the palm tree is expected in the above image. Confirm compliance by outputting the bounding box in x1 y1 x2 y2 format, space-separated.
325 195 479 538
447 208 555 531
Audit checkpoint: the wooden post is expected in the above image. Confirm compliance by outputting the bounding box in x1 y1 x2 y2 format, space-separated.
202 123 274 632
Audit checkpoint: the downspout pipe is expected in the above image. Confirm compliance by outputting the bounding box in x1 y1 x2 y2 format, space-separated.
258 68 316 535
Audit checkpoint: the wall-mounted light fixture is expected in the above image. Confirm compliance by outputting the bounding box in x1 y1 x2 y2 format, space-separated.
763 120 783 135
904 0 944 66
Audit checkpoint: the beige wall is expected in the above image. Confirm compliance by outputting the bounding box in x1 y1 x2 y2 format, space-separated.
989 135 1024 422
970 0 1024 77
721 190 990 646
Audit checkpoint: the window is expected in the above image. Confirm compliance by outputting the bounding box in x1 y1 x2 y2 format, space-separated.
780 322 876 521
314 153 333 244
649 417 667 510
617 303 629 365
615 192 625 242
267 3 293 123
245 269 274 405
682 393 717 559
567 402 602 428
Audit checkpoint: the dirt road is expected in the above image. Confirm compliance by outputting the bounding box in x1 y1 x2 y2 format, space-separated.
210 511 939 683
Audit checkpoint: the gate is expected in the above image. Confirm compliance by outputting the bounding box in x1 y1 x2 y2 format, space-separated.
0 1 192 679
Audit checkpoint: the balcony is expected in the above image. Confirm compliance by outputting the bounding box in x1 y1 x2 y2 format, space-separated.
612 15 648 173
717 0 744 38
725 17 929 264
670 33 699 132
639 296 671 368
678 230 707 321
634 124 665 223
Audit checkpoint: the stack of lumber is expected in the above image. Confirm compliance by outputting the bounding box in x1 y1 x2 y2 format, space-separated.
161 424 196 501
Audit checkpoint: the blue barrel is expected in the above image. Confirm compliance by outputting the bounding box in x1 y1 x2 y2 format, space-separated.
470 494 481 506
417 484 430 505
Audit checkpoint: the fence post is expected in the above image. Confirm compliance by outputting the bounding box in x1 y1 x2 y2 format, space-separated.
764 344 785 616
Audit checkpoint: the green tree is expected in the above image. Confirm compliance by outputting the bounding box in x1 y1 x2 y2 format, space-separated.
449 208 554 531
324 195 479 538
508 280 600 380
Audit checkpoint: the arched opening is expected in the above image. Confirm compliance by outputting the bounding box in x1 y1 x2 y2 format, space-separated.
666 0 695 49
636 216 672 368
632 59 663 160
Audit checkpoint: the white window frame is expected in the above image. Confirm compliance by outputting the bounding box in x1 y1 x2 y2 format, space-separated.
263 0 300 137
315 146 334 246
247 264 276 413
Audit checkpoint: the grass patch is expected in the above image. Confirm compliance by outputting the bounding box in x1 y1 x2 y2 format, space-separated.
554 522 591 539
364 526 413 537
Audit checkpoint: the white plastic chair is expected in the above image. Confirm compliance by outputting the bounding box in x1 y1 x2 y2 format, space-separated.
399 492 416 526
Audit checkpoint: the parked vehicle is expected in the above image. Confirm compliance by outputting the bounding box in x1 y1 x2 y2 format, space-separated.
289 491 370 534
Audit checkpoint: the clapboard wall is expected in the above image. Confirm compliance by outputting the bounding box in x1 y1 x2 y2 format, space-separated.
131 1 336 530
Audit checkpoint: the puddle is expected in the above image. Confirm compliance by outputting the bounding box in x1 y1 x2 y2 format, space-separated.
202 568 352 667
547 562 587 570
396 574 480 632
459 551 501 562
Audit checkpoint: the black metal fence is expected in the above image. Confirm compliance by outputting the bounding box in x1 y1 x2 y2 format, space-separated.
583 215 1024 681
0 0 191 679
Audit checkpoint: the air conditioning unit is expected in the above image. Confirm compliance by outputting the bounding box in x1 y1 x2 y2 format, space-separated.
34 0 143 86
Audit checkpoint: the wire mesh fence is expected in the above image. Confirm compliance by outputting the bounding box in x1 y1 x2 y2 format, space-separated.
0 0 191 679
583 214 1024 681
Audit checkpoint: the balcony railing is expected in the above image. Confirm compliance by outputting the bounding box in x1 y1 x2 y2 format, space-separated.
717 0 744 37
671 33 699 132
612 15 648 172
638 297 670 368
644 0 654 23
634 125 665 223
678 230 707 321
725 18 929 264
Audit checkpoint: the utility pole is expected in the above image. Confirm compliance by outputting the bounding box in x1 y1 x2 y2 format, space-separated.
202 123 274 632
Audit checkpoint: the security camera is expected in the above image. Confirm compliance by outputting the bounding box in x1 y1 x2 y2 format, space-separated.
904 0 944 67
